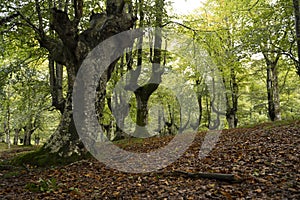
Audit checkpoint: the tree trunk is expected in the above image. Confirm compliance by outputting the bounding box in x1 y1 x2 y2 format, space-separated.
205 92 211 129
131 0 164 136
23 131 31 146
13 129 20 145
4 122 10 148
38 1 137 157
43 92 84 156
272 63 281 121
5 101 11 148
225 67 238 129
265 56 281 121
111 89 130 141
226 110 237 129
195 79 203 129
49 57 65 113
133 86 155 137
293 0 300 76
266 65 275 121
23 125 35 146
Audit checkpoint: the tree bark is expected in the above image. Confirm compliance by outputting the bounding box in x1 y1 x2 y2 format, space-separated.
43 92 83 155
133 84 159 137
23 129 32 146
4 122 10 149
264 54 281 121
293 0 300 76
13 129 20 145
194 79 203 130
37 0 137 157
49 57 65 113
224 67 238 129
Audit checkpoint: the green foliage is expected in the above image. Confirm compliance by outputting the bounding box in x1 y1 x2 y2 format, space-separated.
25 177 60 193
179 0 300 127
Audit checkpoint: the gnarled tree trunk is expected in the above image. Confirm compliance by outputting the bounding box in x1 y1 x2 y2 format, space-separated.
36 0 137 157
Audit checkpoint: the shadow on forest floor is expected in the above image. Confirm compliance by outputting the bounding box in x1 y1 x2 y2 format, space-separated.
0 120 299 199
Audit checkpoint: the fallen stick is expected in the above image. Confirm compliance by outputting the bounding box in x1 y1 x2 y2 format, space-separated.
173 170 242 182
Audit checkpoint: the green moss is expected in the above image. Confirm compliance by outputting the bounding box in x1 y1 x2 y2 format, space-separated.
10 148 91 167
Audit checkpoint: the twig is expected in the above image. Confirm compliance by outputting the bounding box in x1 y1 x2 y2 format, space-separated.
173 170 243 182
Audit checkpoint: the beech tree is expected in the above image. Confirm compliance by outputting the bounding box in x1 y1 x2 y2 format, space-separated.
1 0 137 156
125 0 165 137
243 0 295 121
193 0 246 128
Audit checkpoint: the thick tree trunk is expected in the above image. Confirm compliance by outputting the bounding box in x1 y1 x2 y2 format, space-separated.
133 86 154 137
43 93 84 156
226 110 237 129
39 1 137 157
121 0 163 137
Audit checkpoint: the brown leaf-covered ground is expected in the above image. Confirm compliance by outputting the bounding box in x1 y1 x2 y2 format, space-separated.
1 121 299 199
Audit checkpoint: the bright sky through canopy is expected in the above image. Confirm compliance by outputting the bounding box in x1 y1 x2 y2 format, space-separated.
171 0 207 15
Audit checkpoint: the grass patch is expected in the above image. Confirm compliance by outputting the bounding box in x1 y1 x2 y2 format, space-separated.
0 143 33 152
25 177 60 193
239 119 300 129
2 171 21 178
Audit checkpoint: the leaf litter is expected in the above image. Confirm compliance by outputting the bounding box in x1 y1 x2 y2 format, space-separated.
0 121 299 199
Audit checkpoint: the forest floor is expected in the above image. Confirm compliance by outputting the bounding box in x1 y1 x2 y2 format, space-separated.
0 120 299 199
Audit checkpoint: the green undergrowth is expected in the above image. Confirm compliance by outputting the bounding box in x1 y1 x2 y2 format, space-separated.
238 119 300 129
0 143 36 153
261 119 300 129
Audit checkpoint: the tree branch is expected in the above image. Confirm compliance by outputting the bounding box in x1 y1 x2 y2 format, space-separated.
74 0 83 26
173 170 242 182
35 0 44 34
38 36 67 65
154 170 243 183
50 8 77 50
